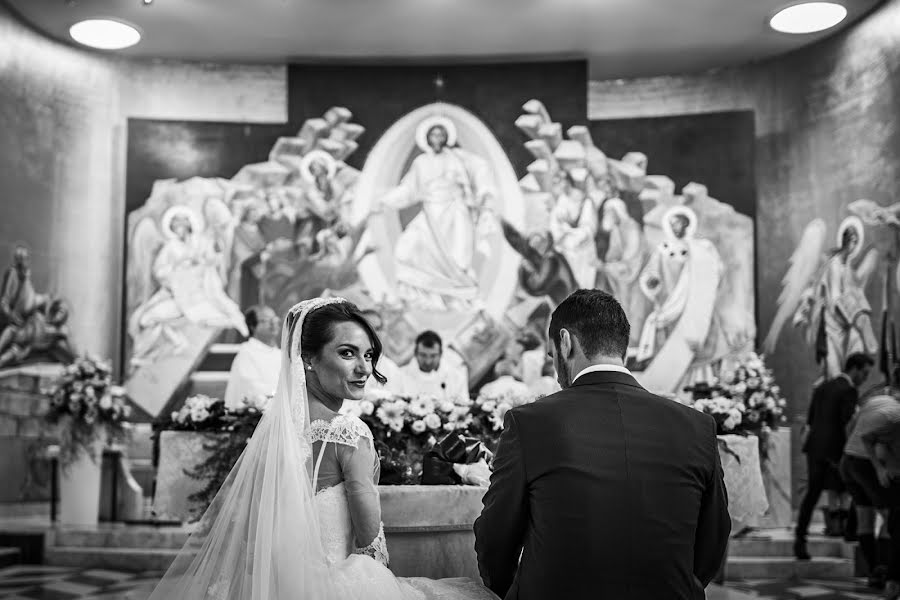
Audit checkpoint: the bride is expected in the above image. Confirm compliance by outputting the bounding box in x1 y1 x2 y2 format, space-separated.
147 297 497 599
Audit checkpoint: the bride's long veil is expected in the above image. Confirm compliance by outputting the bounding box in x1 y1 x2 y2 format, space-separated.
147 300 340 599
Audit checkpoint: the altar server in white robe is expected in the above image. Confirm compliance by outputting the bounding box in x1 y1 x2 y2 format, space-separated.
399 330 469 401
224 305 281 410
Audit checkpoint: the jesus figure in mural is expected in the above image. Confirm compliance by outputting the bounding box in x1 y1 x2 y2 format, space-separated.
373 116 496 311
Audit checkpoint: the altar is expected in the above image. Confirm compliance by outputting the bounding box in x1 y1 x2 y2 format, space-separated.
151 428 784 578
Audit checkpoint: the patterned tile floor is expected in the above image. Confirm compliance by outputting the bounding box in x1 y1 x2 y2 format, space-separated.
723 578 883 599
0 566 883 599
0 566 161 600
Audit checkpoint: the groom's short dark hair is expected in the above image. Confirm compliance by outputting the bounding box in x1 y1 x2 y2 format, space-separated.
549 290 630 360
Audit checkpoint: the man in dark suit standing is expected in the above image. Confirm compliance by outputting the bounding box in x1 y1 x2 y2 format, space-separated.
794 352 873 558
474 289 730 600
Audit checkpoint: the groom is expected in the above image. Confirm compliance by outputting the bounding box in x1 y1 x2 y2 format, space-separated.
474 289 730 599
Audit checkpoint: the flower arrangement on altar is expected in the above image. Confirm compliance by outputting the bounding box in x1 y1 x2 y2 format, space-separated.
44 356 132 467
164 394 270 431
157 393 271 518
682 352 787 436
342 383 537 484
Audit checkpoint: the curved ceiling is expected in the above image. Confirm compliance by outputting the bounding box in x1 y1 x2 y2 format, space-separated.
5 0 882 79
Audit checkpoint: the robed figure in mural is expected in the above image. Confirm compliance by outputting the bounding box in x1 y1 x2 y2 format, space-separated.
634 206 724 391
129 205 248 363
597 198 649 347
374 117 496 311
765 215 878 379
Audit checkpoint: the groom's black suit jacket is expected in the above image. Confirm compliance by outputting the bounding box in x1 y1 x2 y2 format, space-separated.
474 370 731 600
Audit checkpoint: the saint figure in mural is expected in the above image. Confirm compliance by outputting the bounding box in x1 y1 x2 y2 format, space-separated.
597 198 649 347
636 206 723 366
129 205 248 364
548 171 600 289
374 116 496 310
500 221 578 307
764 215 879 379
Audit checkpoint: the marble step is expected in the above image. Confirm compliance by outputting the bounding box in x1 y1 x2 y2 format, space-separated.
728 537 854 559
197 343 240 372
726 556 854 580
45 546 183 571
0 547 20 567
52 527 190 549
188 371 228 400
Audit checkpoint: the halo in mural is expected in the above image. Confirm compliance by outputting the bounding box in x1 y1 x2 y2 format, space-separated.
299 149 338 184
661 205 698 239
414 115 459 153
837 215 864 259
160 205 204 239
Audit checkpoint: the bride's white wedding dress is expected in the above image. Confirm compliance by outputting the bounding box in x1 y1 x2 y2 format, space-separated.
146 298 497 600
310 414 497 600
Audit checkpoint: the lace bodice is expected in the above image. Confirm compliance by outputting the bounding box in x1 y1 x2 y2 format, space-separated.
308 414 389 566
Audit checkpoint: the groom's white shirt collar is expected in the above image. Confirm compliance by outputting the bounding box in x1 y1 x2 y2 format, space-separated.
572 363 632 383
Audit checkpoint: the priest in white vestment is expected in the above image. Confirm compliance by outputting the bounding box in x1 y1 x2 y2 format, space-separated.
224 306 281 410
399 330 469 401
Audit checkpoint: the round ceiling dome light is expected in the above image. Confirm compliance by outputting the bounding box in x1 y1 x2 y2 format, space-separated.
69 19 141 50
769 2 848 34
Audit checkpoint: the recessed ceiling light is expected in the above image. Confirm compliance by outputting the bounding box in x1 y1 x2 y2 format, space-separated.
69 19 141 50
769 2 848 34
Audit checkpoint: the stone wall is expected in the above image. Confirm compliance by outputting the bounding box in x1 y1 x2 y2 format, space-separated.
0 366 60 502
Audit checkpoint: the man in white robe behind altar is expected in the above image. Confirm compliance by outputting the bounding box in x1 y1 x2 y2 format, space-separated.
636 206 723 391
399 330 469 401
224 306 281 410
373 116 496 311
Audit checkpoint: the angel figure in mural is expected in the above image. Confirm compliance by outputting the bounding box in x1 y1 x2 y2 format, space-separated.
636 206 723 366
129 205 248 365
548 170 600 289
371 116 497 311
764 215 878 379
596 197 650 347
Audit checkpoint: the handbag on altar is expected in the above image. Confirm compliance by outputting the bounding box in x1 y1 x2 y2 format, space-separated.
421 433 493 485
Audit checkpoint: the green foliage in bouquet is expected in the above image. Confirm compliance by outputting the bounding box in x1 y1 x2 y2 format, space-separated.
44 356 132 468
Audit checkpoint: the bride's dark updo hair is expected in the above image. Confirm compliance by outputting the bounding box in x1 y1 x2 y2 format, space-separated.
300 301 388 386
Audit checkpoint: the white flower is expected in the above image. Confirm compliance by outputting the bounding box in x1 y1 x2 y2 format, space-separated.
481 400 497 413
732 382 747 395
746 377 761 389
409 397 436 417
411 420 427 434
437 400 455 414
376 400 407 431
364 388 394 403
171 411 180 422
765 397 776 411
442 422 455 431
359 400 375 416
453 396 473 408
722 416 737 431
98 395 113 410
777 399 787 408
190 407 210 423
423 413 442 430
447 407 473 430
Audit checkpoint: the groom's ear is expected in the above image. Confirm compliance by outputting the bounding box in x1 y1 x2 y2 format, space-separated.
559 329 574 359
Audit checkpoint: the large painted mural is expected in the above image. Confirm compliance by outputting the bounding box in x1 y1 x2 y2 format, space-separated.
122 63 757 414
